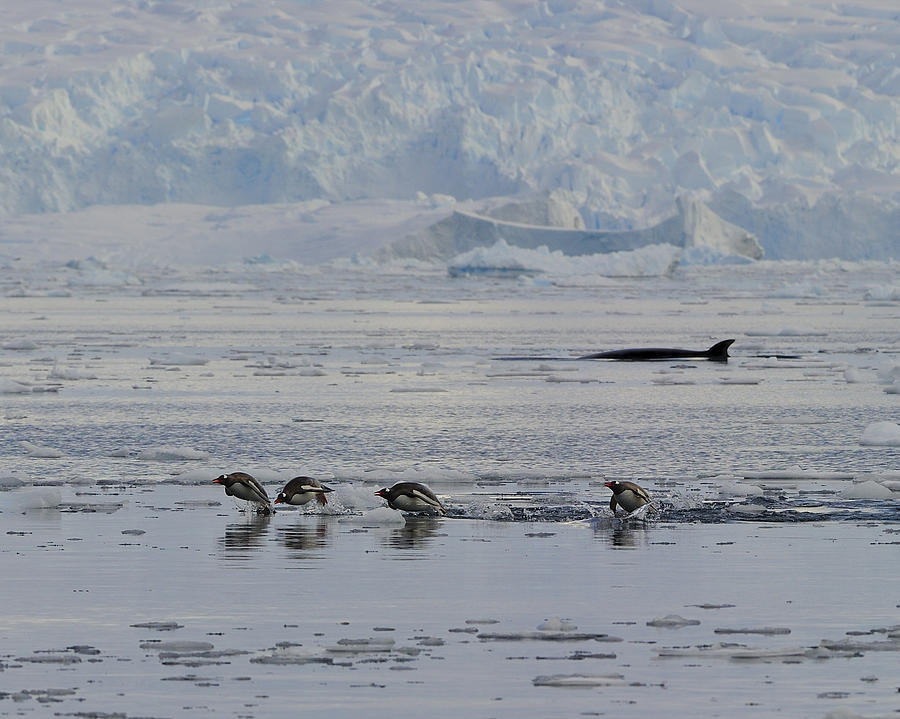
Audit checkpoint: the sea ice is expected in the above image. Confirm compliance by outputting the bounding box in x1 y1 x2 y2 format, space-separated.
148 355 210 366
48 365 98 380
0 473 27 489
0 379 35 394
718 480 765 498
841 480 895 500
646 614 701 628
532 673 625 687
860 422 900 447
326 638 396 653
139 641 215 653
20 440 63 458
136 446 211 461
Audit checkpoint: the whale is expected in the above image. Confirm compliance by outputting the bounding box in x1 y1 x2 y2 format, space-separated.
578 339 734 362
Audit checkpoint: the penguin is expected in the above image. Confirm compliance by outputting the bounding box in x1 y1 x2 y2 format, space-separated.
213 472 273 515
374 482 447 515
604 480 654 514
274 476 334 507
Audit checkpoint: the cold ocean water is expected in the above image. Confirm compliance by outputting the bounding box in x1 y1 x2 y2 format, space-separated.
1 258 899 718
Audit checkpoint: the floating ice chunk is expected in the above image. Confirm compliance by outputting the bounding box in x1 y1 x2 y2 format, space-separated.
326 637 395 653
478 631 619 642
0 473 27 489
16 653 81 664
6 487 62 511
329 483 380 511
876 362 900 385
131 622 184 631
140 641 215 653
298 368 328 376
533 673 625 687
538 618 578 632
657 643 812 660
860 421 900 447
48 365 97 380
717 479 764 498
864 284 900 301
2 340 39 350
820 637 900 652
714 627 791 635
0 379 34 394
647 614 701 628
149 355 209 366
21 440 63 458
651 376 696 385
137 446 211 461
841 480 894 500
719 376 761 385
251 649 334 665
843 367 869 383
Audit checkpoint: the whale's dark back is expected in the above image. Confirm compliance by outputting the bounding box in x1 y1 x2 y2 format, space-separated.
580 339 734 362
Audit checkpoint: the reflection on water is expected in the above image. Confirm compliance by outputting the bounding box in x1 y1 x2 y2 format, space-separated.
382 516 444 552
277 518 330 560
218 514 272 559
588 517 651 548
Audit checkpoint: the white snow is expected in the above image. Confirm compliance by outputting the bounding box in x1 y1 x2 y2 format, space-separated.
0 0 898 267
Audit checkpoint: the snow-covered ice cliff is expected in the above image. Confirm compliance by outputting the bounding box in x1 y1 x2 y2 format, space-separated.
0 0 898 262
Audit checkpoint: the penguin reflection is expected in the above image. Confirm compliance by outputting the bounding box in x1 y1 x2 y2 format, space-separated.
590 523 648 549
218 514 272 559
383 516 443 551
277 519 330 560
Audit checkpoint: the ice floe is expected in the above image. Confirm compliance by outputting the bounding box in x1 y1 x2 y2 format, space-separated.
860 421 900 447
20 440 63 458
136 446 211 461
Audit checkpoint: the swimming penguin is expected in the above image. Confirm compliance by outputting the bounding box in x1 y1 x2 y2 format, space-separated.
274 476 334 507
213 472 273 515
374 482 447 515
604 480 654 514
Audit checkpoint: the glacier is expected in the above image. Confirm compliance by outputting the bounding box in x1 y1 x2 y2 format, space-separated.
0 0 898 264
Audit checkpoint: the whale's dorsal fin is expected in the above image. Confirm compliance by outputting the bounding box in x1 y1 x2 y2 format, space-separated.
706 339 735 361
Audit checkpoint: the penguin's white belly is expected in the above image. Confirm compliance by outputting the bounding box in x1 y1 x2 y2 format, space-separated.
392 495 433 512
286 491 316 505
228 484 266 503
618 490 648 511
